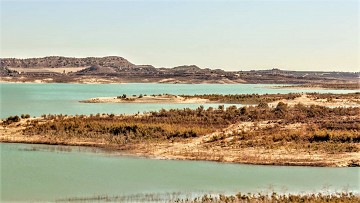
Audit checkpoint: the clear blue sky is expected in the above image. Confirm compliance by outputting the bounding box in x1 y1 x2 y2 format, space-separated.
1 0 358 71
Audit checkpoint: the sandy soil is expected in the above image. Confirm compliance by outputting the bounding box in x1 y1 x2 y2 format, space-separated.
1 75 247 84
8 67 86 73
267 85 329 90
76 77 126 84
131 121 360 167
1 117 359 167
80 93 360 107
0 77 126 84
269 84 360 90
2 93 359 167
0 117 108 147
269 94 360 108
80 94 210 104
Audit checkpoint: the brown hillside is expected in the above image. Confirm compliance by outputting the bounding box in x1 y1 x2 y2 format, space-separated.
1 56 136 69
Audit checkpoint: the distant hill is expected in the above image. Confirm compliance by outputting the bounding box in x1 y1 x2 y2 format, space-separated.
0 56 136 69
0 56 358 86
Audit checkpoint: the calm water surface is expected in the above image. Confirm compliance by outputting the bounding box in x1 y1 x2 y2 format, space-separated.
1 83 358 118
1 143 359 202
1 83 359 202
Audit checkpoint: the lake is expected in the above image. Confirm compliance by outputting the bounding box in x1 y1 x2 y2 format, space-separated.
1 83 358 118
1 143 359 202
1 83 359 202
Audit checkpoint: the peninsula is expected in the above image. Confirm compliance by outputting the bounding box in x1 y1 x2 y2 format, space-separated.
2 93 359 167
80 93 360 108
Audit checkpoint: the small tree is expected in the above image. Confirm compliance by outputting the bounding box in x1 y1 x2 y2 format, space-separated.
240 107 247 115
118 94 127 99
218 105 224 111
274 102 288 117
21 114 30 119
4 115 20 125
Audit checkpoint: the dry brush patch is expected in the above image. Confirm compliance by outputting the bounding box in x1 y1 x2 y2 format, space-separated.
180 93 302 104
56 192 360 203
20 104 360 149
2 103 360 166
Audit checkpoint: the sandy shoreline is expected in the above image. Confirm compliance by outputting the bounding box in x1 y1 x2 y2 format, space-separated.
1 117 359 167
2 92 359 167
266 85 329 90
2 132 358 167
80 94 211 104
0 78 245 85
0 79 128 85
268 85 360 91
268 94 360 107
80 93 360 107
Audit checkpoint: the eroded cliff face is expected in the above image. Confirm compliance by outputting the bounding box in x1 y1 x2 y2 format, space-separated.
1 56 136 69
1 56 358 85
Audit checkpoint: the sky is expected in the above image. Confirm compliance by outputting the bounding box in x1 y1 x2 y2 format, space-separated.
1 0 359 71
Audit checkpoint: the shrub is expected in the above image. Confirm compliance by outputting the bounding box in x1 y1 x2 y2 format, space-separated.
21 114 30 119
257 102 269 109
3 115 21 125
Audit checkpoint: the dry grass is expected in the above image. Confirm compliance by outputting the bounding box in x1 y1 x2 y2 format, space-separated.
2 103 359 167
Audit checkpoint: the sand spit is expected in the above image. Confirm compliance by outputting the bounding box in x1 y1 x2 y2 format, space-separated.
80 94 210 104
80 93 360 107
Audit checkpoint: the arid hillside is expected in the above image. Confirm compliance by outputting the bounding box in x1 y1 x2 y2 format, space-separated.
1 56 359 86
1 56 136 69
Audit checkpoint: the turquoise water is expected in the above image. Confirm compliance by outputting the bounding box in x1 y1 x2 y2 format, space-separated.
1 83 358 118
1 83 359 202
1 143 359 202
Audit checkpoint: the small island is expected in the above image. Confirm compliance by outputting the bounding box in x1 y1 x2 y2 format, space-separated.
80 93 360 108
80 94 210 104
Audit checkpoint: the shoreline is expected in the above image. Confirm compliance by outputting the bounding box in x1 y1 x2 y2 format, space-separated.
1 80 360 90
0 80 129 85
0 78 247 85
2 93 359 168
1 116 359 168
80 93 360 108
266 85 329 90
268 84 360 91
1 139 358 167
80 94 211 104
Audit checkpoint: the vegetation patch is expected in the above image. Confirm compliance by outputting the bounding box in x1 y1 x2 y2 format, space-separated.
56 192 360 203
20 104 360 154
180 93 301 104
